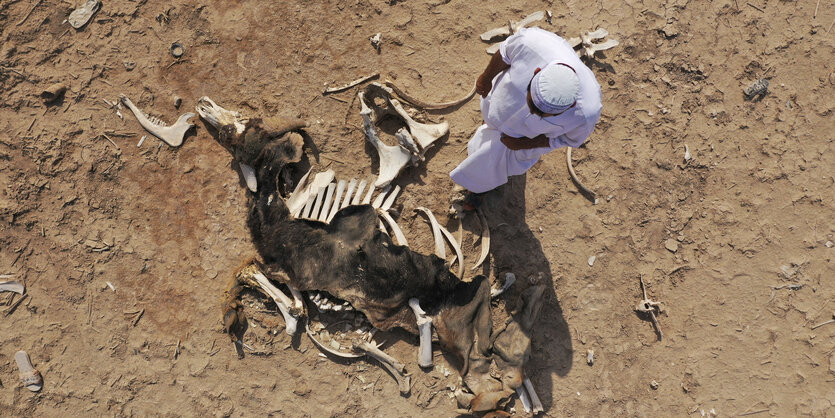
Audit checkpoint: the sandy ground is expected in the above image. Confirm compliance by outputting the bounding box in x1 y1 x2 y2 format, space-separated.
1 0 834 416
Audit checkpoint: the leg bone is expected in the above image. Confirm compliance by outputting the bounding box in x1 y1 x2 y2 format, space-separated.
408 298 434 368
250 272 299 336
352 338 411 395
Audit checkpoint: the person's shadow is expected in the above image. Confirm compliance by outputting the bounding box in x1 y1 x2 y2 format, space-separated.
474 174 572 411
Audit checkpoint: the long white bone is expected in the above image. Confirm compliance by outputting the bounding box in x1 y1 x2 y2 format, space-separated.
416 207 446 259
471 208 491 271
352 180 368 205
251 272 299 336
301 195 316 219
121 94 195 147
288 170 335 216
306 322 363 359
0 280 24 294
341 178 358 209
372 186 390 208
318 183 336 222
523 376 544 413
326 180 346 222
408 298 433 368
359 91 412 188
380 185 400 212
286 168 312 215
436 222 464 278
379 210 408 247
311 187 327 221
287 284 305 313
239 163 258 192
567 28 619 59
361 181 375 204
352 338 411 395
516 385 533 413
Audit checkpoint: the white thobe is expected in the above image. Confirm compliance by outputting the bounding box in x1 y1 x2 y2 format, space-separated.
450 27 603 193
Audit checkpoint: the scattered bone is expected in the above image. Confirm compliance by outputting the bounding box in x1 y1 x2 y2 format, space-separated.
68 0 100 29
470 208 491 271
323 72 380 94
41 83 67 104
379 210 409 247
385 80 477 110
370 33 382 52
121 94 195 147
490 273 516 298
416 207 446 259
386 95 448 151
635 275 663 341
684 144 692 162
318 183 336 222
341 178 358 210
301 196 315 219
588 255 596 266
306 322 362 359
523 376 544 414
481 11 545 54
566 147 599 204
352 338 411 395
811 313 835 330
395 129 423 163
567 28 619 59
408 298 434 368
353 180 368 205
251 272 300 336
516 385 532 413
359 89 414 188
137 135 146 147
326 180 347 222
586 349 594 365
0 280 24 295
743 78 769 101
437 221 464 278
286 168 313 215
288 170 332 217
480 26 511 42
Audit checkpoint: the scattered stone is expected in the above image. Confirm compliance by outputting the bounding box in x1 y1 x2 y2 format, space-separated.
650 380 659 390
743 78 769 101
370 33 382 52
174 96 182 109
665 239 679 253
587 255 596 266
41 83 67 104
68 0 101 29
124 61 136 71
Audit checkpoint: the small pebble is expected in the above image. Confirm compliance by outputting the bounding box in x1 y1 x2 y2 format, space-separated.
665 239 679 253
587 255 596 266
650 380 659 390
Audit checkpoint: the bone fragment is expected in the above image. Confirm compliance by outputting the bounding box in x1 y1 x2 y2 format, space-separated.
395 128 422 163
318 183 336 222
523 376 544 413
379 210 408 247
306 322 362 358
340 179 357 209
121 94 195 147
310 293 322 303
470 208 491 271
509 11 545 32
635 275 663 340
352 339 411 395
361 180 375 204
480 25 511 42
195 96 246 134
380 185 400 211
385 80 477 111
491 273 516 298
311 186 327 221
251 272 299 336
352 180 368 205
372 186 390 208
416 207 446 259
287 284 305 313
323 72 379 94
486 43 501 55
0 280 24 294
566 147 598 204
359 91 412 188
408 298 434 368
239 163 258 192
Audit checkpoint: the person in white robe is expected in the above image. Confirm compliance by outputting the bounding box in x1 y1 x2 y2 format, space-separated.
450 27 603 201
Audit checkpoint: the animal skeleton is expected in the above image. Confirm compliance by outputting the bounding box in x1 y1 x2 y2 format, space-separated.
121 94 195 147
480 11 546 54
566 28 620 59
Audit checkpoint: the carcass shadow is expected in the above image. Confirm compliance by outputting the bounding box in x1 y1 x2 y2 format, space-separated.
470 175 573 410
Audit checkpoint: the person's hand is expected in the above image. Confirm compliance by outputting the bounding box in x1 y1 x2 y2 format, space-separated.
500 135 525 150
476 73 492 98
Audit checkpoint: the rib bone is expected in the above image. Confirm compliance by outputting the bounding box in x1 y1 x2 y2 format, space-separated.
341 178 358 209
471 208 491 271
285 168 313 216
359 90 412 188
372 186 390 208
436 221 464 278
416 207 446 259
516 385 532 413
250 272 299 336
289 170 336 217
311 186 327 221
408 298 433 368
327 180 347 222
380 185 400 212
0 280 24 294
306 322 362 358
352 338 411 395
352 180 368 205
318 183 336 222
121 94 195 147
361 180 375 204
379 210 408 247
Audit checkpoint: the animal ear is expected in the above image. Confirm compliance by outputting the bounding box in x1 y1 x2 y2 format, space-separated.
282 132 304 163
